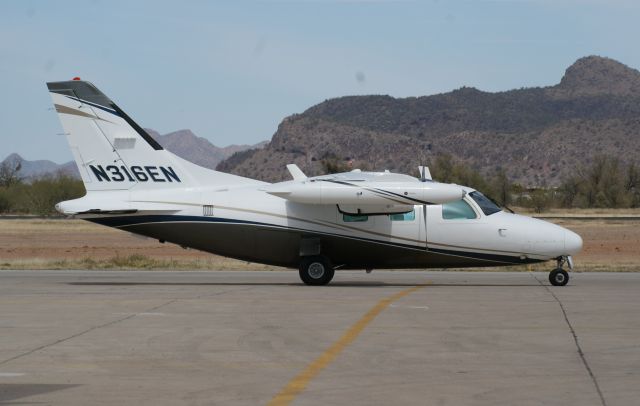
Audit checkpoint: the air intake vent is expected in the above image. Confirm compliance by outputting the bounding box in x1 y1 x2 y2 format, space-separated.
114 137 136 149
203 205 214 217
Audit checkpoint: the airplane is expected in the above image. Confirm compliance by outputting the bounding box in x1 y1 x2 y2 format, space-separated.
47 79 583 287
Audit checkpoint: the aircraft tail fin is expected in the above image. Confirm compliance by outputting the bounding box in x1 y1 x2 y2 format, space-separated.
47 79 260 192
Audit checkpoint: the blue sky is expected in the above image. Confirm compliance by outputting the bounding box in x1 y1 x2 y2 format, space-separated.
1 0 639 163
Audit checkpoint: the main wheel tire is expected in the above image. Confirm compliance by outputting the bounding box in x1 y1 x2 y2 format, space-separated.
549 268 569 286
299 256 334 286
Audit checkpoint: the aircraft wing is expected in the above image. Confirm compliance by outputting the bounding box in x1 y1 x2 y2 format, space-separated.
263 166 465 214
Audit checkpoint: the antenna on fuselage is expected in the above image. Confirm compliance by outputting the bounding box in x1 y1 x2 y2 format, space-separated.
286 164 307 181
418 165 432 182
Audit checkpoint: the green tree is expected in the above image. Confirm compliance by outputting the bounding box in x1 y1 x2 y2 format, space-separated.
492 168 511 206
529 189 551 213
626 162 640 208
0 188 11 213
430 155 454 184
24 173 85 215
557 155 640 209
559 174 582 208
321 157 350 174
0 156 22 187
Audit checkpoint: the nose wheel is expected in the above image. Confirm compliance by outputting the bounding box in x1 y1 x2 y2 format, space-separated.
549 268 569 286
549 256 571 286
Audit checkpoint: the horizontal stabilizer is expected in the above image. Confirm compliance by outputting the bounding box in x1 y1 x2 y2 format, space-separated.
76 209 138 215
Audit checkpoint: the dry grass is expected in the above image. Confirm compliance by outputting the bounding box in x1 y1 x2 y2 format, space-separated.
1 216 638 271
0 254 282 271
514 207 640 216
0 218 111 232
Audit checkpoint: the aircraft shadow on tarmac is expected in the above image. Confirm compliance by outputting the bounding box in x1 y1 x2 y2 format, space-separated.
67 282 537 288
0 383 80 404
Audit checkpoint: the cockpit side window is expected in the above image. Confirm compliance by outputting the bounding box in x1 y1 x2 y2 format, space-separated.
469 191 501 216
442 200 477 220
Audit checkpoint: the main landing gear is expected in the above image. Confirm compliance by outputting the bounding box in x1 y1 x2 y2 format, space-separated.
549 256 573 286
299 255 335 286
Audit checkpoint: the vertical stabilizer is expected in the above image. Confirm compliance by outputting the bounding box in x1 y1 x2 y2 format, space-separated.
47 80 262 192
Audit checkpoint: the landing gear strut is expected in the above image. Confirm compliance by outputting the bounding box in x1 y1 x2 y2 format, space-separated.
299 255 334 286
549 256 571 286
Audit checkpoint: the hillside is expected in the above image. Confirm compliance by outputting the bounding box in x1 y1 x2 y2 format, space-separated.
216 56 640 186
0 153 79 180
147 129 267 170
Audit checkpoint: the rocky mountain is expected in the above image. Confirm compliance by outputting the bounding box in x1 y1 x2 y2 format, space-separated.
216 56 640 186
3 130 267 181
0 153 79 180
147 129 267 170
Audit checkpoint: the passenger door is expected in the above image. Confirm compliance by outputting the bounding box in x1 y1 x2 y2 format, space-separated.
388 207 424 249
426 199 483 250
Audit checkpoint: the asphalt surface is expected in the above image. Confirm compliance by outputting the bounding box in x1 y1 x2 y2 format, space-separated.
0 270 638 406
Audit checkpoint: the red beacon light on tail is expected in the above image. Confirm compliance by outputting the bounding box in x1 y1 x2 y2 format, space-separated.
72 77 81 81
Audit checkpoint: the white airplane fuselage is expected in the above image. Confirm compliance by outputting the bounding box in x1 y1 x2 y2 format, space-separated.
57 179 582 270
47 79 583 285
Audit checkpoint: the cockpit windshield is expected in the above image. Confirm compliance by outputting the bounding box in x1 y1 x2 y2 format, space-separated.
469 191 501 216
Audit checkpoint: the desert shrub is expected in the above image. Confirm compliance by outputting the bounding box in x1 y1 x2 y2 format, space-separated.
429 154 498 201
321 154 352 174
0 188 11 213
529 189 552 213
558 155 638 208
19 174 85 215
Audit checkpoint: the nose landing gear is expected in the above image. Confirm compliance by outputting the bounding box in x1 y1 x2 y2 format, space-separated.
549 256 572 286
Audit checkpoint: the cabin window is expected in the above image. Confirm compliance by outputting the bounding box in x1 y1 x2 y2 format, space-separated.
343 213 368 222
442 200 476 220
389 210 415 221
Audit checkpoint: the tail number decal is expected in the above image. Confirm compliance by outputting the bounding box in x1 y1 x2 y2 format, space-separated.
89 165 180 182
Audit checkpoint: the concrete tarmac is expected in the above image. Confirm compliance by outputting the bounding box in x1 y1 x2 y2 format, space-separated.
0 270 638 406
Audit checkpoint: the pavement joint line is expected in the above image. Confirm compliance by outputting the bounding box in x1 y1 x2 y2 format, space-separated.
267 283 429 406
531 273 608 406
0 286 252 367
0 298 178 367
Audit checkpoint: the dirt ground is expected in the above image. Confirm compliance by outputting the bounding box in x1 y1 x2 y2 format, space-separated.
549 218 640 271
0 217 638 271
0 219 275 270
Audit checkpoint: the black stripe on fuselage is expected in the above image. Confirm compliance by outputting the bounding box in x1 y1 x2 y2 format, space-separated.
87 214 424 251
86 214 539 265
322 179 433 205
427 247 540 265
372 187 435 205
321 179 407 204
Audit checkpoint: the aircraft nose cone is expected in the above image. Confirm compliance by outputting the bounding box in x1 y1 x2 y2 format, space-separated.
564 229 583 254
